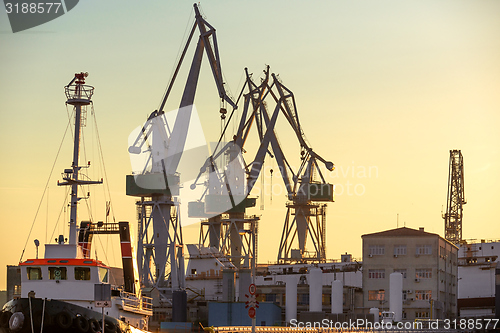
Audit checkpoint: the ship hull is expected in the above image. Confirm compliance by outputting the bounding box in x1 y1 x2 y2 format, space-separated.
1 297 145 333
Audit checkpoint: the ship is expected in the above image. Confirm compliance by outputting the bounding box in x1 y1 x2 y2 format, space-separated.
0 73 152 333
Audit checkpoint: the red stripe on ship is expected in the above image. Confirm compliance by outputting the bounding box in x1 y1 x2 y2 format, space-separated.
120 242 132 258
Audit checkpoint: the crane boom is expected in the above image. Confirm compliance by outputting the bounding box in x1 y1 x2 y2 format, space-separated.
127 4 241 310
190 66 335 264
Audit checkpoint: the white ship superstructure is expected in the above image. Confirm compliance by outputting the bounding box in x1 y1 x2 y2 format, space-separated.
457 239 500 317
0 73 152 333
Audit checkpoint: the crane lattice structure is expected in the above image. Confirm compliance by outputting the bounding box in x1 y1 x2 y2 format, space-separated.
190 66 334 264
443 150 466 245
126 4 236 315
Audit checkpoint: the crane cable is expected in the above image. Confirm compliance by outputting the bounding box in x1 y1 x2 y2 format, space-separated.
19 108 74 263
48 186 71 243
156 8 195 112
91 103 116 222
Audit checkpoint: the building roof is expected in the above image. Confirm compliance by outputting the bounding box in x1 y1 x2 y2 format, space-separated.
362 227 437 238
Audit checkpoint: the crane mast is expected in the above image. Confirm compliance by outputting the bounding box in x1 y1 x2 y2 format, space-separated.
443 149 466 245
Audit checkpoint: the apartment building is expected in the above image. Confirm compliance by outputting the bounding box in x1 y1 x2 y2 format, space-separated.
362 227 458 320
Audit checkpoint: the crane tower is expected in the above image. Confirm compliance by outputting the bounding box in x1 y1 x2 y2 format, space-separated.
443 150 466 244
126 4 236 316
190 67 334 265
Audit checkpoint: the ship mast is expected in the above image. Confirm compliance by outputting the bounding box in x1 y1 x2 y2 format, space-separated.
59 72 102 245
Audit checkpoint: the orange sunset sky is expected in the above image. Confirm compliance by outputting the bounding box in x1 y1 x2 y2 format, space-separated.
1 1 499 289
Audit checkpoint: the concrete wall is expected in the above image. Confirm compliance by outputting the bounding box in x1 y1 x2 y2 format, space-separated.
458 265 495 299
208 302 281 327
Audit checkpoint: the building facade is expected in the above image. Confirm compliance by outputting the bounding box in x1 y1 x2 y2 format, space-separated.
362 227 458 320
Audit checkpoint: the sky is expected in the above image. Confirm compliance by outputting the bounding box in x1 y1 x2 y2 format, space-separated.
1 0 499 289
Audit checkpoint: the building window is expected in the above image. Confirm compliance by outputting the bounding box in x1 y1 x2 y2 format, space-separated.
440 246 447 258
75 267 91 280
265 294 277 302
298 293 309 305
369 245 385 256
394 245 407 256
152 310 167 322
394 269 407 278
415 290 432 301
27 267 42 280
415 311 430 318
368 290 385 301
48 267 67 280
416 245 432 255
368 269 385 279
450 252 457 265
402 312 407 319
415 268 432 279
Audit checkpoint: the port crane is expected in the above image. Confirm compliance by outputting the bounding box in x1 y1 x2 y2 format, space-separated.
189 66 335 265
127 4 334 318
443 150 466 244
126 4 237 316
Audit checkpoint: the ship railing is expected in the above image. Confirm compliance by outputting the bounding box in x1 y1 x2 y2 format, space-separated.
120 291 153 311
65 84 94 101
142 295 153 311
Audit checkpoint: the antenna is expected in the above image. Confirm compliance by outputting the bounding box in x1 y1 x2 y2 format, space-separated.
397 213 399 228
34 239 40 259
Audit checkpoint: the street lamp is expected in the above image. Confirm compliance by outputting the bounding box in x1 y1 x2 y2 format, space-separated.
239 228 256 333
